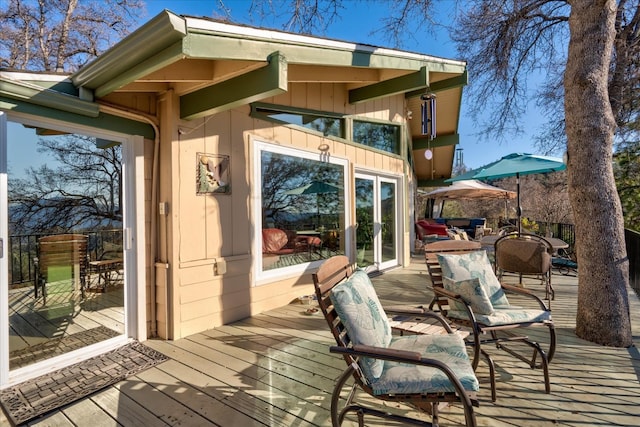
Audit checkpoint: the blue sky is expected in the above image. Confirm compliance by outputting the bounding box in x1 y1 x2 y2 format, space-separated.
143 0 547 170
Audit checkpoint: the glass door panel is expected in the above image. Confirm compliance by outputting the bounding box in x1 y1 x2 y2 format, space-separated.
380 180 397 267
3 120 125 371
355 174 399 271
355 177 375 268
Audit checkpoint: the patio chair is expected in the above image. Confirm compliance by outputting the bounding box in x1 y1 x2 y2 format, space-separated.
494 233 554 301
33 234 89 305
426 248 556 400
552 247 578 276
313 255 479 427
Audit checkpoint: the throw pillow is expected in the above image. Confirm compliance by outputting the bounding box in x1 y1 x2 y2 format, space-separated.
437 250 510 307
330 269 391 379
442 276 494 315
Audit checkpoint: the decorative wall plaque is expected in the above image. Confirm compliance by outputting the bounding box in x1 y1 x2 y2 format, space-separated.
197 153 230 194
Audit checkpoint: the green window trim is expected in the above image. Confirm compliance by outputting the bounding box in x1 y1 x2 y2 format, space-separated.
251 102 345 139
250 102 405 159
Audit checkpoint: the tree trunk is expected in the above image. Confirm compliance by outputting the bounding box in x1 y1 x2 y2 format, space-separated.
565 1 632 346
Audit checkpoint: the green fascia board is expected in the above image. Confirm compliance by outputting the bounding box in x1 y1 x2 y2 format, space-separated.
15 80 78 96
348 66 429 104
184 31 466 72
0 97 155 139
0 76 99 117
180 52 288 120
71 10 187 91
405 71 468 98
94 42 185 98
417 177 452 187
412 134 459 150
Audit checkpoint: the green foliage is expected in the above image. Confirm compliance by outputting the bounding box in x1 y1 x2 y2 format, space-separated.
615 148 640 232
521 218 539 233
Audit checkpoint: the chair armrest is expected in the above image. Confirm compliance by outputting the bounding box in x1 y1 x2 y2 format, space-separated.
384 307 455 333
383 305 428 316
501 283 550 311
433 286 460 300
433 288 482 333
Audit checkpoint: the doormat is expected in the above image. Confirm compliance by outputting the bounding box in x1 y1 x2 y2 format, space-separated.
0 341 168 426
9 326 120 370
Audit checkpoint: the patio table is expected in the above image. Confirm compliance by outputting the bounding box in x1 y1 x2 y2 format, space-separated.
480 235 568 250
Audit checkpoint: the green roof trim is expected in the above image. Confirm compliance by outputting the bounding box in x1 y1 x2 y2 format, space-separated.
180 52 288 120
71 10 187 94
405 71 468 98
0 97 154 139
0 76 99 117
184 29 466 72
349 66 429 104
93 42 184 98
412 134 459 150
417 177 452 187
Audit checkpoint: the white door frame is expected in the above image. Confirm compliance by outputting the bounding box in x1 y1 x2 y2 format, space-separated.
354 170 402 272
0 112 146 388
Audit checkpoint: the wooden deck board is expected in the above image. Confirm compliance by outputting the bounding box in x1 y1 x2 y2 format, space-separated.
88 386 168 427
113 374 219 427
145 340 310 427
58 396 117 427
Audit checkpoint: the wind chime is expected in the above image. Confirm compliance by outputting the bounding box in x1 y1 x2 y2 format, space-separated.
421 92 436 159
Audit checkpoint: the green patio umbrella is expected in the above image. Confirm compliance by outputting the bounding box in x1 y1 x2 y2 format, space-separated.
284 180 341 227
447 153 566 233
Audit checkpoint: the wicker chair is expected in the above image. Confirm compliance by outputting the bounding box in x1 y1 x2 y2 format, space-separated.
313 255 479 427
494 233 554 301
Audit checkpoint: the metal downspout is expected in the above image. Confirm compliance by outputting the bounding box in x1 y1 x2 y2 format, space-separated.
98 102 160 337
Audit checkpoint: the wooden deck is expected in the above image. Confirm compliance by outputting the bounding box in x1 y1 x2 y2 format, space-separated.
5 256 640 426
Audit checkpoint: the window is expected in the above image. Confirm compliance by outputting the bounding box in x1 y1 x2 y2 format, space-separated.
255 142 347 275
253 104 343 138
352 120 401 155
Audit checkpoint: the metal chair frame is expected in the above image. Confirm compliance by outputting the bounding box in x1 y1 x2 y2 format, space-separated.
424 241 556 401
313 255 478 427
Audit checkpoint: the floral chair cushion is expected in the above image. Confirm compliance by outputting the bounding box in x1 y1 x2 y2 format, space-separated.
437 250 510 308
371 334 480 395
330 269 392 379
443 276 494 315
446 307 552 326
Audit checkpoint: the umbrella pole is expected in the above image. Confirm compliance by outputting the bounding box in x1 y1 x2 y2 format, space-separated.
516 172 521 234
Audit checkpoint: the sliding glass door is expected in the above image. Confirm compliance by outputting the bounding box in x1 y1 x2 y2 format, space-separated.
0 113 129 384
355 173 400 272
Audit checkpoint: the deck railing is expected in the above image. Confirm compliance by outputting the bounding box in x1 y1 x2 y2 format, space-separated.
9 224 639 292
8 229 122 287
626 228 640 296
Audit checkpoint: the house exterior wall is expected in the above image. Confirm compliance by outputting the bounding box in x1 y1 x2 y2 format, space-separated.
156 82 410 340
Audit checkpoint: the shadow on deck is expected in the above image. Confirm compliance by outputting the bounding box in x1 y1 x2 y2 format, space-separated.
9 256 640 426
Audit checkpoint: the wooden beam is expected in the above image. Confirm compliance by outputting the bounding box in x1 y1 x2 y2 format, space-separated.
412 134 459 150
348 66 429 104
180 52 288 120
417 177 452 187
405 71 468 98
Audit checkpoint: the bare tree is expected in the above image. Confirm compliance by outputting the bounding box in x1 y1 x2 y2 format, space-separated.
9 135 122 234
0 0 144 72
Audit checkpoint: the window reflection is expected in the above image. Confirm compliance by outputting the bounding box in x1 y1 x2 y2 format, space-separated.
353 120 401 154
257 108 343 138
6 122 125 370
260 150 345 271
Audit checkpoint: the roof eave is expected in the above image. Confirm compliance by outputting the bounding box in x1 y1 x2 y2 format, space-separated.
70 10 188 93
